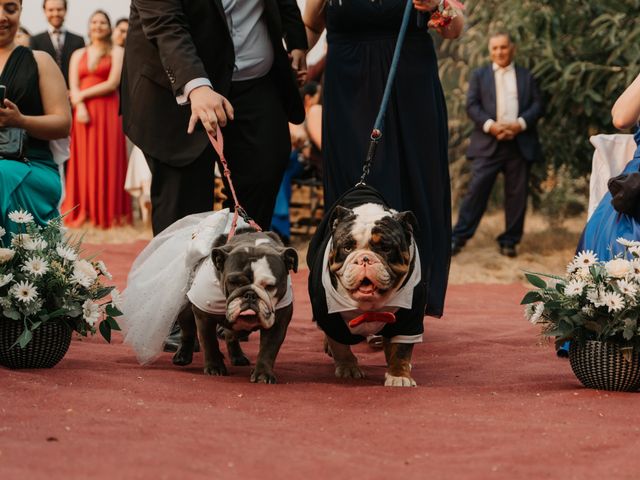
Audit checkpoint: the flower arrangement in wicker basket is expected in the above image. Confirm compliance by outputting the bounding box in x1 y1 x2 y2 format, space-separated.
0 210 122 369
522 238 640 391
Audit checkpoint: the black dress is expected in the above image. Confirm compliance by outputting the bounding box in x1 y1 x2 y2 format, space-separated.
322 0 451 317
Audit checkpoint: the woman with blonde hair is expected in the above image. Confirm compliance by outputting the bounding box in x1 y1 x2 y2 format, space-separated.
62 9 131 228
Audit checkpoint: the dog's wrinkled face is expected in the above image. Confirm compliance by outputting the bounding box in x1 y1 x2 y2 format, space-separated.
211 231 297 332
329 203 416 310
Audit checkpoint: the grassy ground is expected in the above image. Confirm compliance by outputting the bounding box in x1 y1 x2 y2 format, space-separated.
69 209 585 286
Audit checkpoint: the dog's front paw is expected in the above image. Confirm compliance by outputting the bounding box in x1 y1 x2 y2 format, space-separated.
172 347 193 366
384 373 416 387
250 368 277 384
203 363 228 376
335 363 365 379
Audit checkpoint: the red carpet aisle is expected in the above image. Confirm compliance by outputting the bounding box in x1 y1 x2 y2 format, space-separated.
1 241 639 479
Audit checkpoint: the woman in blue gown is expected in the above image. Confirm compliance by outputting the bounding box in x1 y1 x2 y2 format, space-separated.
577 72 640 259
559 73 640 356
0 2 71 245
576 129 640 259
303 0 463 318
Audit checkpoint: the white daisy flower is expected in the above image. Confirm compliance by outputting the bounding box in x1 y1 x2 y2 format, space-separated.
573 250 598 268
572 267 592 282
0 226 5 237
617 279 637 296
30 238 48 251
21 257 49 277
566 260 578 274
581 304 595 316
0 248 15 264
605 258 632 279
0 273 14 287
8 209 34 224
602 291 625 313
565 279 586 297
110 288 123 311
11 280 38 303
616 237 639 248
629 245 640 258
524 303 544 324
530 303 545 324
82 299 101 326
11 233 32 249
56 244 78 261
587 287 605 307
96 260 112 280
72 259 98 288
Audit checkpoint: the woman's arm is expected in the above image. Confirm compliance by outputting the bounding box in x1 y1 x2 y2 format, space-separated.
0 51 71 140
73 46 124 102
306 104 322 149
612 73 640 130
68 47 84 106
303 0 326 50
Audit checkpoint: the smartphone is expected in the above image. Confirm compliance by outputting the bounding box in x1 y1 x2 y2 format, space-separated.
0 85 6 108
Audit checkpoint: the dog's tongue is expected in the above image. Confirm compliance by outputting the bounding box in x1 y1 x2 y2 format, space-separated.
358 279 376 294
239 309 257 318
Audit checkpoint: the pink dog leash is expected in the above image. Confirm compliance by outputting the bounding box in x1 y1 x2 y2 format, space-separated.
207 127 262 240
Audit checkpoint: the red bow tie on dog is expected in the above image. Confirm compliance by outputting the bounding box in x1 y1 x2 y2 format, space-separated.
348 311 396 328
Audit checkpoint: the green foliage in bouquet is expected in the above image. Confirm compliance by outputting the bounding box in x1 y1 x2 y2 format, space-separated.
522 239 640 356
0 210 122 348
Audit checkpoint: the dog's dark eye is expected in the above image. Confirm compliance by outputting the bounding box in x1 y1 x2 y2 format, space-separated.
342 246 353 254
265 284 277 293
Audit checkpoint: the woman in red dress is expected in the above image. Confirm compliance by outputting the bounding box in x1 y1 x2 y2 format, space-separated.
62 10 131 228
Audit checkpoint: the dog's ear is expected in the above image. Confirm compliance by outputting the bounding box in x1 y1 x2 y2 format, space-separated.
330 206 354 232
211 244 233 272
394 211 418 239
281 247 298 273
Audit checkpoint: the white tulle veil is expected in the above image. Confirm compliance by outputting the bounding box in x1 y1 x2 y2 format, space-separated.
121 209 248 364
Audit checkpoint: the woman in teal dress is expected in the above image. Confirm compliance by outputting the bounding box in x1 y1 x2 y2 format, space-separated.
0 0 72 245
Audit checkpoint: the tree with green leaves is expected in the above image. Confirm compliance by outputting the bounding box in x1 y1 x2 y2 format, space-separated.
439 0 640 183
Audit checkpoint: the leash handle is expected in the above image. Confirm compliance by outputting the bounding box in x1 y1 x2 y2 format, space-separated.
207 127 262 239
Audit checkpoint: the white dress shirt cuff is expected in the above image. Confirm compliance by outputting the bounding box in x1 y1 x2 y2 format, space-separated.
176 78 213 105
517 117 527 131
483 119 495 134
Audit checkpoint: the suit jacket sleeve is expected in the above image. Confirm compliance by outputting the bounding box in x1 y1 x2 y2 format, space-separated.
133 0 209 94
519 71 544 127
277 0 308 52
466 68 492 128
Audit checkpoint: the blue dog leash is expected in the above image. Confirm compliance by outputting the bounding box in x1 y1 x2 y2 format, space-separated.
357 0 414 186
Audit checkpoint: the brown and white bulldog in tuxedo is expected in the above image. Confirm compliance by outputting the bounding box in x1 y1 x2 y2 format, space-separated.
307 186 425 387
173 229 298 383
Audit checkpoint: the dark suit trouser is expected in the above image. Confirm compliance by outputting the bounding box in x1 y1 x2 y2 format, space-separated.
145 73 291 236
452 141 530 246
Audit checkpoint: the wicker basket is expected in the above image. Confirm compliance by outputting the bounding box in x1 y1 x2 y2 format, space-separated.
0 320 72 369
569 340 640 392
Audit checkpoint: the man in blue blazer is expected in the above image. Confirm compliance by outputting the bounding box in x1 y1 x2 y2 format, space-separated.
452 32 543 257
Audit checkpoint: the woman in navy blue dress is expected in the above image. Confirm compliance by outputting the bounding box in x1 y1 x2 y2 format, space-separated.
303 0 463 318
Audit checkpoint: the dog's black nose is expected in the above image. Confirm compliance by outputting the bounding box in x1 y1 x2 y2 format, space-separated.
244 290 257 302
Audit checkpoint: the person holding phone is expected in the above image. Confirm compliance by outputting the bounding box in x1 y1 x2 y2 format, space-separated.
0 0 71 244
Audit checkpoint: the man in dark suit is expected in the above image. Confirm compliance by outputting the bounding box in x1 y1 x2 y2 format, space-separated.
29 0 85 87
452 32 543 258
121 0 308 237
